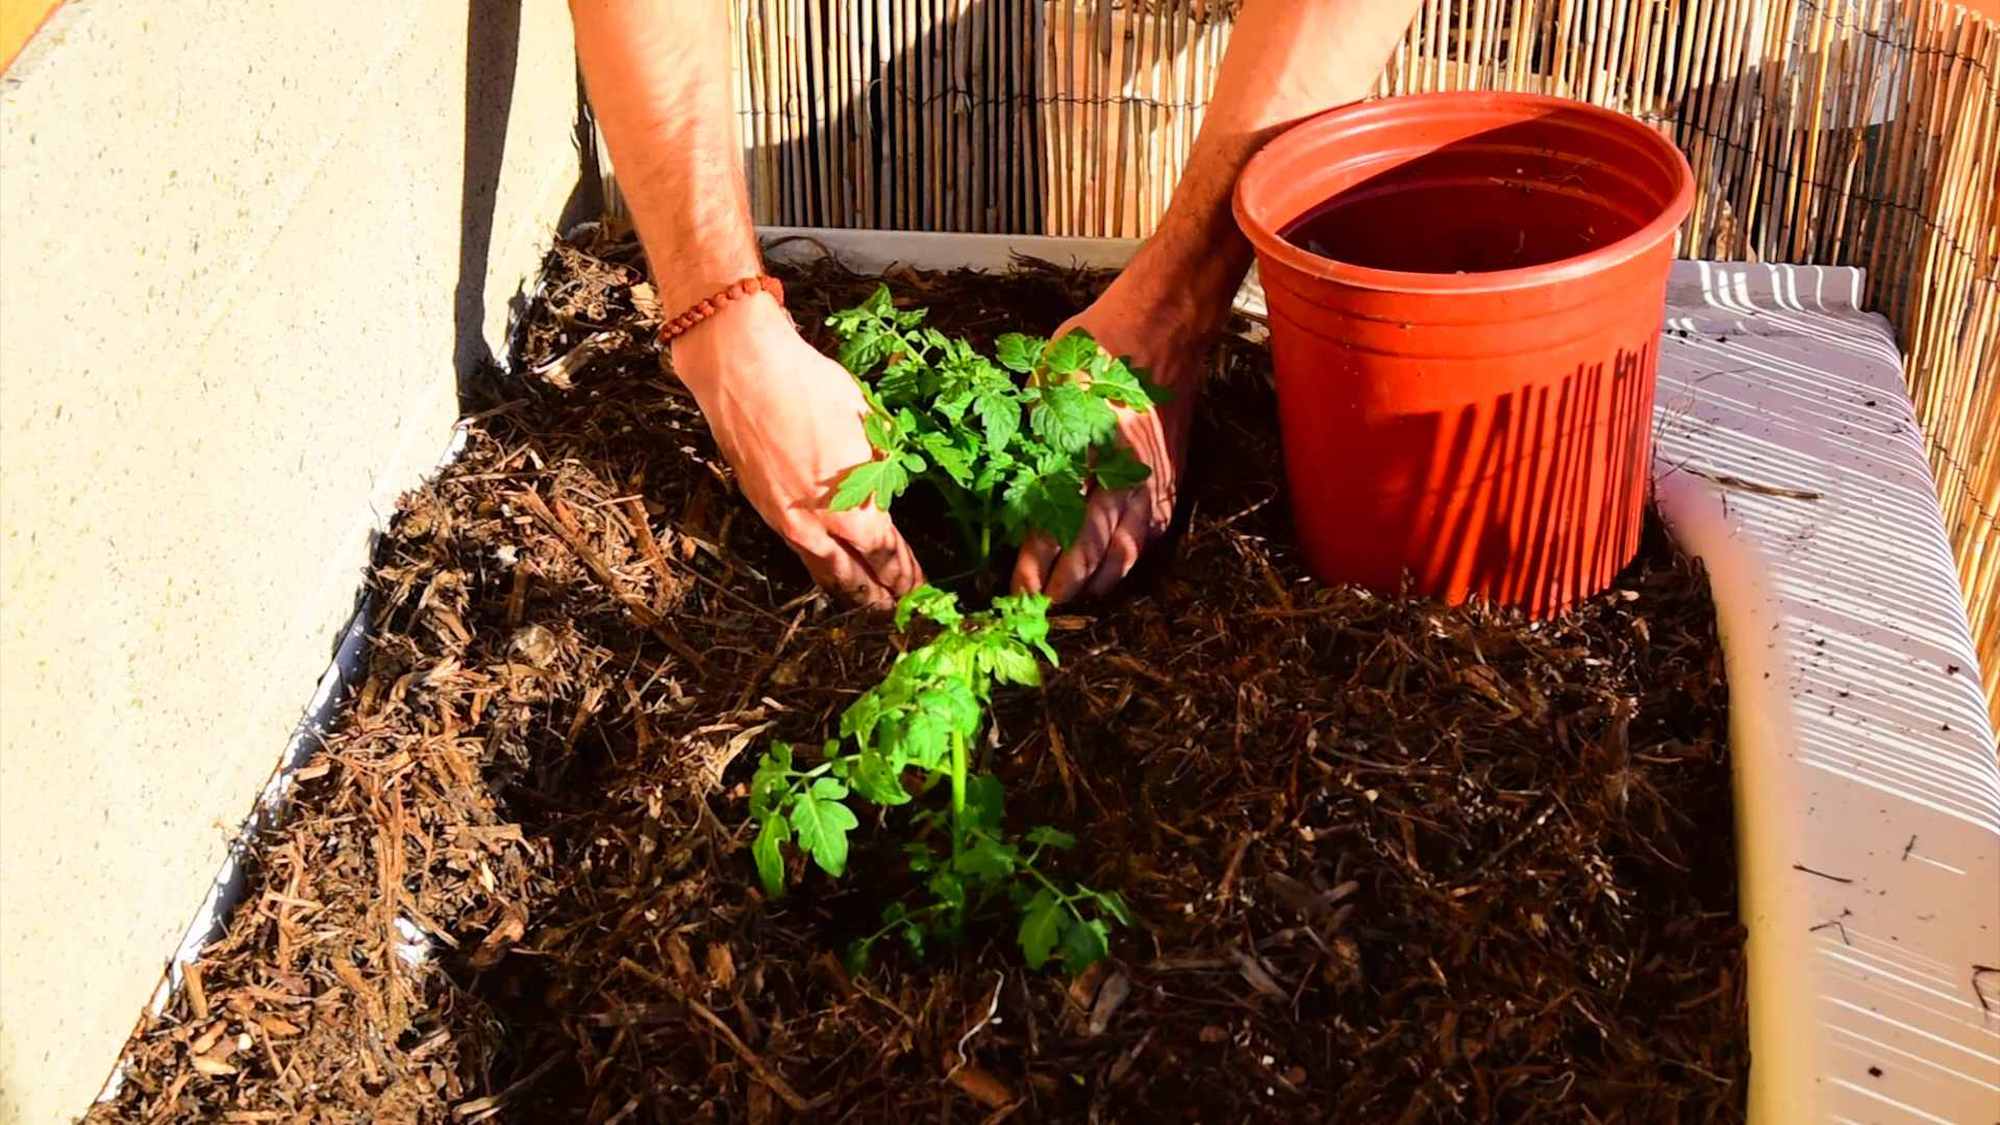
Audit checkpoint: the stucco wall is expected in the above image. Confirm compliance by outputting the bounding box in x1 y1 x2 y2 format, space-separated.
0 3 585 1121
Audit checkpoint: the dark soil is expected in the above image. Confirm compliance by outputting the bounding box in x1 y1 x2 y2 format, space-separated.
86 225 1745 1125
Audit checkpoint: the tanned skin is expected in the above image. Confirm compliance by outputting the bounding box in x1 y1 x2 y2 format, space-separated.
570 0 1421 607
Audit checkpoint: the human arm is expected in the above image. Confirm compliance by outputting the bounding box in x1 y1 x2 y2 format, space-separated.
1013 0 1422 601
570 0 921 607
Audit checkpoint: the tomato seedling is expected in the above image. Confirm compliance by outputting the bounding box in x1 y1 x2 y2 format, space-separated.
749 585 1130 972
825 285 1162 558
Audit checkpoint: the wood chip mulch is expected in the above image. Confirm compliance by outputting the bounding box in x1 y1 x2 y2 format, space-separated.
86 225 1745 1125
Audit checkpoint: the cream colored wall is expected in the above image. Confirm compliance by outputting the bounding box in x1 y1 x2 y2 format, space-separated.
0 3 585 1121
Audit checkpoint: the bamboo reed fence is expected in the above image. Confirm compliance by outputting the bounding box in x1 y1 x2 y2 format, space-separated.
710 0 1999 721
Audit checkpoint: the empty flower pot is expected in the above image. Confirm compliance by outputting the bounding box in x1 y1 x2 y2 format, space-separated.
1233 92 1694 615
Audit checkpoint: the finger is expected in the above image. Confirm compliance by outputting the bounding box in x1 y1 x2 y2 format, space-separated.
790 529 895 610
1011 529 1061 595
1083 498 1151 598
1044 495 1122 604
827 510 924 596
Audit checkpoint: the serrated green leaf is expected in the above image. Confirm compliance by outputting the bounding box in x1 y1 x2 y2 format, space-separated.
1025 825 1077 850
1060 917 1110 969
838 330 892 375
753 813 791 897
995 333 1043 374
861 411 900 452
964 773 1005 832
904 841 938 873
1082 353 1152 408
878 357 925 402
897 707 952 771
925 677 983 739
917 431 976 487
1030 384 1117 454
1042 330 1099 377
830 457 911 511
1090 442 1152 491
1018 889 1067 970
847 747 911 805
1003 465 1086 547
935 388 975 423
976 639 1042 687
863 285 895 315
839 691 884 750
954 834 1018 882
750 743 795 818
973 390 1020 453
1085 887 1135 926
789 783 859 878
991 593 1057 662
894 585 962 630
928 868 968 914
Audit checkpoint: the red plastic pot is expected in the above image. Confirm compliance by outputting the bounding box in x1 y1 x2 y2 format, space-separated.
1232 92 1694 616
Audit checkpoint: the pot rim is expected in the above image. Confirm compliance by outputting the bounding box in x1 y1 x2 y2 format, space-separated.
1232 92 1697 296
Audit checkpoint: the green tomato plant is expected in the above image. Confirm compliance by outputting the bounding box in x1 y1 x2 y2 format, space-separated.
824 284 1162 561
746 287 1153 975
749 586 1130 972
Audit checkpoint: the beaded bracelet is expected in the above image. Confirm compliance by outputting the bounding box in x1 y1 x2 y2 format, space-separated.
659 275 786 344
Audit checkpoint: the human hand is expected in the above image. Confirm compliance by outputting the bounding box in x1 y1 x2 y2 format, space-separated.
671 293 923 609
1010 269 1213 602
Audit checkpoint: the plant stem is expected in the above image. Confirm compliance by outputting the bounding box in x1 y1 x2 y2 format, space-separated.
948 731 968 858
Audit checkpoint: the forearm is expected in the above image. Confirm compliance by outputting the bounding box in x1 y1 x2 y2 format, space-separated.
571 0 760 316
1141 0 1419 311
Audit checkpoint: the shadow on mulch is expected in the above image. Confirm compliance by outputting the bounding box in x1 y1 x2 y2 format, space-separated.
87 226 1745 1125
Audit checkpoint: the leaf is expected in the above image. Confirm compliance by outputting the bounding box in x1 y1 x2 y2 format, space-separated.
894 585 962 630
924 677 984 740
995 333 1044 374
955 835 1018 882
993 593 1057 662
838 330 893 375
877 357 925 403
789 779 859 878
973 390 1020 453
896 707 952 771
1082 353 1152 408
1085 888 1135 926
847 748 911 806
750 743 794 818
753 813 791 897
976 640 1041 687
1042 330 1100 377
928 868 969 915
917 432 975 486
863 284 895 316
964 773 1005 832
1025 826 1076 850
831 457 911 511
1060 917 1111 970
1030 384 1117 454
1090 443 1152 491
839 691 885 750
1003 466 1086 547
1018 890 1067 970
844 939 874 976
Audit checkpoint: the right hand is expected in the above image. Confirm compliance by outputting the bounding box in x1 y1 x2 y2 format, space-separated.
669 293 923 609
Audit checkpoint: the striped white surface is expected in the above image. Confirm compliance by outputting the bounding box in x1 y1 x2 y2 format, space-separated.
1650 261 1998 1125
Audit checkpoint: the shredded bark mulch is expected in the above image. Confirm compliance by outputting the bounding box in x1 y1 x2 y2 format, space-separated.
86 226 1744 1124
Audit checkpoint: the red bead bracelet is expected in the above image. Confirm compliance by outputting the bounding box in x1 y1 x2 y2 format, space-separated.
659 275 786 344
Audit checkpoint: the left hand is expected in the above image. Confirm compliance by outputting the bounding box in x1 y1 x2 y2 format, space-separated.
1010 270 1214 602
